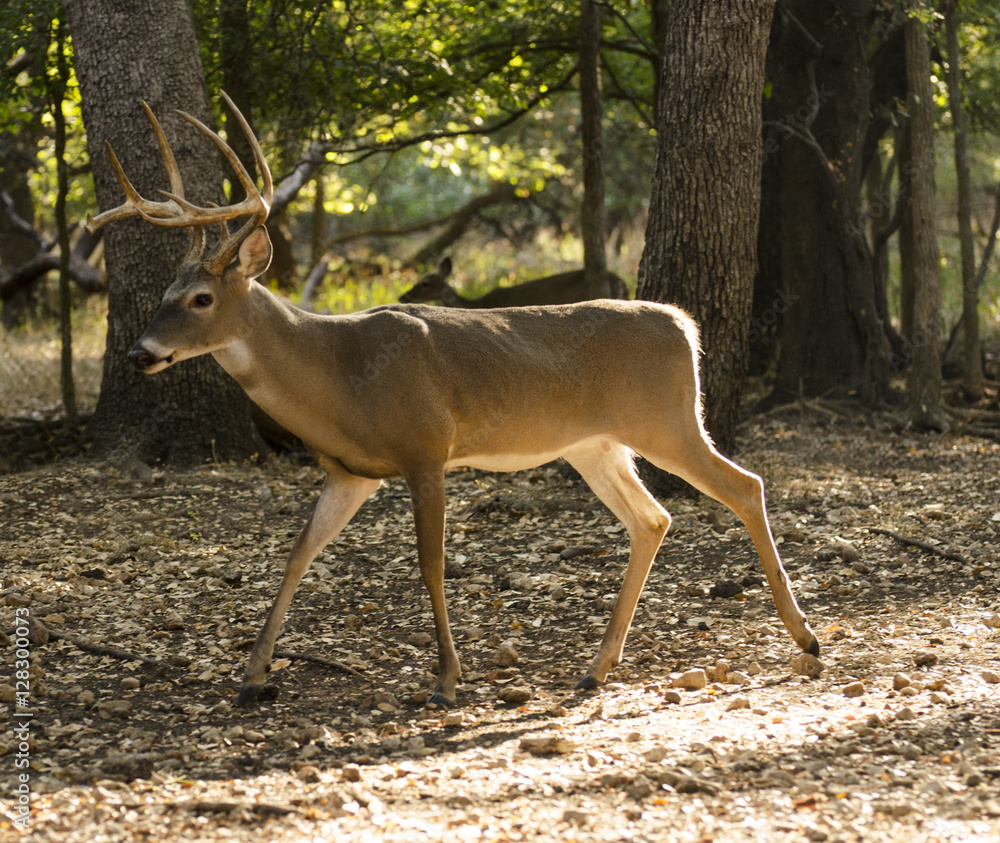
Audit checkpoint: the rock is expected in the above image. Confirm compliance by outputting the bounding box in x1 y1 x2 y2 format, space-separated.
747 662 763 676
495 641 519 667
708 580 743 599
28 618 49 646
562 809 589 827
519 735 576 756
832 539 861 563
121 677 141 691
464 626 485 642
407 632 433 648
843 681 866 698
791 653 824 678
643 746 668 763
893 673 912 690
662 690 683 704
162 614 185 631
243 730 266 743
297 765 321 782
96 699 132 719
499 686 533 705
626 776 654 799
0 683 16 704
672 669 708 690
913 651 938 667
341 764 362 782
345 614 364 631
729 671 752 686
726 695 751 711
77 690 95 706
894 707 918 722
981 670 1000 684
708 660 730 683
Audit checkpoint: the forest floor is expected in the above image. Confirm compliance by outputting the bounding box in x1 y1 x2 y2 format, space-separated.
1 406 1000 842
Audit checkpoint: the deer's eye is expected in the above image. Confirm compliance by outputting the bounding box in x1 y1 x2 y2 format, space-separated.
193 293 214 308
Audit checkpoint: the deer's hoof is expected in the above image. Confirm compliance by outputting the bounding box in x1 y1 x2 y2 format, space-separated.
575 675 599 692
806 635 820 657
236 683 265 705
427 692 455 708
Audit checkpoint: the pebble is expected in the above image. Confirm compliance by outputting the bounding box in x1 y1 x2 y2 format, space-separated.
981 670 1000 684
77 690 95 706
28 618 49 646
672 669 708 690
726 695 751 712
662 690 683 704
832 539 861 563
499 686 533 705
0 683 16 704
729 671 752 686
708 660 729 683
96 699 132 719
162 614 185 631
297 765 321 782
495 641 519 667
893 673 912 690
894 707 918 722
913 651 938 667
407 632 433 648
843 681 865 698
121 677 141 691
244 730 266 743
791 653 824 678
341 764 362 782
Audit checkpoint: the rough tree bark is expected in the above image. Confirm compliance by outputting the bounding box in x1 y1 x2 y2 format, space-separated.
943 0 983 400
903 11 946 430
762 1 891 406
579 0 609 298
64 0 261 464
637 0 775 461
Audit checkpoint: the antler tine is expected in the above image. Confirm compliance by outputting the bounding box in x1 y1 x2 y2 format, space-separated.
142 101 186 201
221 91 273 206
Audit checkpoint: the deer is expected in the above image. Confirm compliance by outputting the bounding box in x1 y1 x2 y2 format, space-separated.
400 256 629 307
86 93 819 708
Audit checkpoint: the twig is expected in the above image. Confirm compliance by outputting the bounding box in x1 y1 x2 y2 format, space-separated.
48 629 169 667
867 527 969 564
273 648 363 677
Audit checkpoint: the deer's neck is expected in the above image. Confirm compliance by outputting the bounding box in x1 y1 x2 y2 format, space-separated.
212 284 320 394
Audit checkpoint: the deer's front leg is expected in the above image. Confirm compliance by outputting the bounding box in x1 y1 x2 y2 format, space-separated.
237 468 379 704
407 467 461 706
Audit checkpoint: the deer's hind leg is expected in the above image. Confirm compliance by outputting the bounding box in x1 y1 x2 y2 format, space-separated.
641 431 819 658
563 439 671 689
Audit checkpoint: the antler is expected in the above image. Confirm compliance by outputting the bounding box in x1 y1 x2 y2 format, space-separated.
86 92 273 272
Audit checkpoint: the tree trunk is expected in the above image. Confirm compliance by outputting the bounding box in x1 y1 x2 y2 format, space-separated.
944 1 983 400
762 1 890 406
637 0 775 461
52 19 77 429
579 0 609 297
64 0 261 464
903 12 946 430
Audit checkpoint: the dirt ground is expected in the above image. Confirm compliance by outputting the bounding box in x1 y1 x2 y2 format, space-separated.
2 408 1000 842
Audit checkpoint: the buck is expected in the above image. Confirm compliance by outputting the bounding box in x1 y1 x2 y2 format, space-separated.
88 94 818 707
400 255 629 307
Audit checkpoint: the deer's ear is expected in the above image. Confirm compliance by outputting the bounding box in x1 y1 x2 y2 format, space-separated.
233 226 272 286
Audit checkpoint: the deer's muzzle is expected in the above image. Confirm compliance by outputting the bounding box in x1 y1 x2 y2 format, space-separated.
129 345 170 372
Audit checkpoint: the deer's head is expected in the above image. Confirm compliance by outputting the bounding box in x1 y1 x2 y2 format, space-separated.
399 256 455 305
86 93 273 373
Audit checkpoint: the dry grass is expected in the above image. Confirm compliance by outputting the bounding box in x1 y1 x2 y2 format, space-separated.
0 297 107 420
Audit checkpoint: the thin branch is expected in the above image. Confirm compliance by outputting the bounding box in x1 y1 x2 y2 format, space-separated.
48 629 170 667
868 527 969 564
272 648 364 677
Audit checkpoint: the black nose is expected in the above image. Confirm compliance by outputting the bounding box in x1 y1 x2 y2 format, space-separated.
129 346 157 371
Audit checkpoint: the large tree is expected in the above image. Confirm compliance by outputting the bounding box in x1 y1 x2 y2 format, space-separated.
64 0 261 464
637 0 775 460
760 0 892 406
